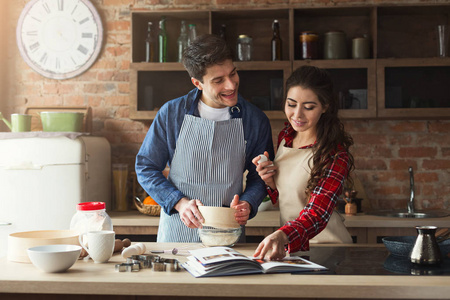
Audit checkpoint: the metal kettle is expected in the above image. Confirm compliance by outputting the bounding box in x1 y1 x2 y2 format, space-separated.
409 226 442 265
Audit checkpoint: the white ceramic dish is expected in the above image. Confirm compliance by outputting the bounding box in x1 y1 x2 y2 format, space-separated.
198 206 240 229
8 230 80 263
27 244 82 273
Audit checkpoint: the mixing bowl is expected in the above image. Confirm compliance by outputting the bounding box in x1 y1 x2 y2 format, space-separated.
27 244 82 273
8 230 80 263
198 227 241 247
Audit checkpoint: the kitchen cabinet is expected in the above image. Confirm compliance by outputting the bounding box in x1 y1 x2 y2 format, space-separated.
129 4 450 120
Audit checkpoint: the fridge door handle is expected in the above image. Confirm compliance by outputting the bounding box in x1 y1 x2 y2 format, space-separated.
2 161 43 170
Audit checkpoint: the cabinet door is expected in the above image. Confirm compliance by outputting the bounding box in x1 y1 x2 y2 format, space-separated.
377 58 450 118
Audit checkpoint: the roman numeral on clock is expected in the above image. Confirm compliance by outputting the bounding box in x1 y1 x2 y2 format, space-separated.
29 42 40 52
78 45 88 55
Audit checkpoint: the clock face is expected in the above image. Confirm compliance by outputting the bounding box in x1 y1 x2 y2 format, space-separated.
16 0 103 80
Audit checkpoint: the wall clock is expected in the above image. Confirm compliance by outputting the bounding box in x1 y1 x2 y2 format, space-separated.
16 0 103 80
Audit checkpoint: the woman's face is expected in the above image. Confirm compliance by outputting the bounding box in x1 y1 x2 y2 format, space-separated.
284 86 327 134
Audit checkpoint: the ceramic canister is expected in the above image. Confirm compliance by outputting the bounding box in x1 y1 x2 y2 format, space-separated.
324 31 347 59
352 37 370 59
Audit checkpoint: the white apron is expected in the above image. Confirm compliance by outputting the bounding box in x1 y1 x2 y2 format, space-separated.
157 114 246 242
274 140 352 244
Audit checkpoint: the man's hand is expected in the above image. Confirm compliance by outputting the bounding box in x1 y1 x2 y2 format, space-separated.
230 194 250 226
174 197 204 228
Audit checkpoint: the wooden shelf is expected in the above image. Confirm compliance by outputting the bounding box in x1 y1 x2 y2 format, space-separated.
129 5 450 121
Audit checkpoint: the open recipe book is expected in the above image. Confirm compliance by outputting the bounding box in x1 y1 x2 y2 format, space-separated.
182 246 327 277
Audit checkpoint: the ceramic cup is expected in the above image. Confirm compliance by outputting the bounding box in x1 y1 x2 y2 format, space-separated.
11 114 32 132
79 230 115 263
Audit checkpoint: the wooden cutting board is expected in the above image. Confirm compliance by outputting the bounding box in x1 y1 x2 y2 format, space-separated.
25 106 92 133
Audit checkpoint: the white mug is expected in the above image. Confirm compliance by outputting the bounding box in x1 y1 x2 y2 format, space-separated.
79 230 115 263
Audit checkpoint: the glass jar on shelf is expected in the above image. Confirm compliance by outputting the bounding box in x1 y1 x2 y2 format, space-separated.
299 31 318 60
237 35 253 61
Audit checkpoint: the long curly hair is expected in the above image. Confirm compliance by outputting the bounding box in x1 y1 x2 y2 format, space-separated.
284 65 355 197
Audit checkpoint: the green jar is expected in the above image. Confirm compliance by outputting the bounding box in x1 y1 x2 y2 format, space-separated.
324 31 347 59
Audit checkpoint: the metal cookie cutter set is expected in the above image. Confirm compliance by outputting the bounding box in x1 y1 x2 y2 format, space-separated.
115 254 180 272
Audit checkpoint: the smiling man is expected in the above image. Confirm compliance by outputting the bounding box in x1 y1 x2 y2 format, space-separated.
136 34 274 242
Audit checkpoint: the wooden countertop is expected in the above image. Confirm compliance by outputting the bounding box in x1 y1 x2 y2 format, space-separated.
1 243 449 300
110 209 450 228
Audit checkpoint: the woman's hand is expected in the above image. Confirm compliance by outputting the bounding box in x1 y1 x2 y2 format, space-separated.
252 151 277 190
174 197 204 228
230 194 250 226
253 230 289 260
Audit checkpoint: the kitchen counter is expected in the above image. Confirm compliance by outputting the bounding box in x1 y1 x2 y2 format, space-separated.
111 210 450 243
1 243 449 300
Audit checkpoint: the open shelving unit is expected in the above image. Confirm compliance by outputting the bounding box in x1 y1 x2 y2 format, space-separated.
129 4 450 120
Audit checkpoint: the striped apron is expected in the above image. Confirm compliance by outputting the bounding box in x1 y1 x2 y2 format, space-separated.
157 111 246 242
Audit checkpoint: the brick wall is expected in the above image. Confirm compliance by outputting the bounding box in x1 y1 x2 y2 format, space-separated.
1 0 449 211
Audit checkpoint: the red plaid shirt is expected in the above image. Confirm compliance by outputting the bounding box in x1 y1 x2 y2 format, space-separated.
268 123 350 253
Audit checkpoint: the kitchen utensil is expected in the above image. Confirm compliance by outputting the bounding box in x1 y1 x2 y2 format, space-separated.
40 111 84 132
8 230 80 263
410 226 442 265
198 206 240 229
27 244 82 273
198 227 241 247
150 247 190 255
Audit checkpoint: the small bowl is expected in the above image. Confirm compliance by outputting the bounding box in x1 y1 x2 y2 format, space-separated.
198 227 241 247
27 244 82 273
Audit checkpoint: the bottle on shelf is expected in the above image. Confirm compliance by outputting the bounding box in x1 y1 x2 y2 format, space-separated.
177 20 188 62
219 24 227 42
158 17 167 62
145 22 155 62
188 24 197 45
271 19 282 61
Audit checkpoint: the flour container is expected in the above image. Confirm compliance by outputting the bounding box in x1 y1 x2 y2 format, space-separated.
70 202 113 237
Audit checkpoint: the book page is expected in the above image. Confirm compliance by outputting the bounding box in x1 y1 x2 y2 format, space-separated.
254 256 327 273
189 246 252 265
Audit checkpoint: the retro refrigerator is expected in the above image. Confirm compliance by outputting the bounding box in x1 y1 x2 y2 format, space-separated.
0 136 111 257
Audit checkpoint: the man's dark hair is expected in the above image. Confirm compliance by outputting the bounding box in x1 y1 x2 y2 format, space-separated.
182 34 233 83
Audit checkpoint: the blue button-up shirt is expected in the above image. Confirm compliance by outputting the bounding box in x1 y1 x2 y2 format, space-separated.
136 88 274 219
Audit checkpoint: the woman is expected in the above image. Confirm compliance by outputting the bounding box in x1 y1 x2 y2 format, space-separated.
253 65 354 260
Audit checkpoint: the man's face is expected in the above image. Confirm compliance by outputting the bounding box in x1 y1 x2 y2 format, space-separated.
192 59 239 109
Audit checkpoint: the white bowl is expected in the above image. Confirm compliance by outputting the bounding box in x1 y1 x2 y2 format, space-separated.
27 244 82 273
8 230 80 263
198 227 242 247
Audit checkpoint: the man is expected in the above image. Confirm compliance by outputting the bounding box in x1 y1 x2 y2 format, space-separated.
136 34 274 242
